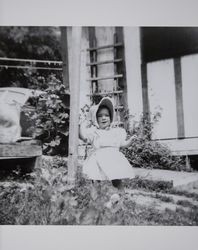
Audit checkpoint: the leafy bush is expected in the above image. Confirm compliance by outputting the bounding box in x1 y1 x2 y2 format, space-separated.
30 75 69 156
122 112 186 171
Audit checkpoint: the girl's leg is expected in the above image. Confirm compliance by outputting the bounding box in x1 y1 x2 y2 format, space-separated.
92 180 101 184
112 179 122 188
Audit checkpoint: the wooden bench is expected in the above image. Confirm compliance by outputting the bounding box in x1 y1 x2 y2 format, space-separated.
0 139 42 173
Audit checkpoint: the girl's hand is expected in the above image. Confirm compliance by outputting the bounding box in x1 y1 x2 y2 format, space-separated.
130 134 138 141
120 134 137 149
128 134 137 145
79 104 90 125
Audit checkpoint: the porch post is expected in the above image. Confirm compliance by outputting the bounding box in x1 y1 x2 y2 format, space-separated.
123 27 143 131
67 27 82 185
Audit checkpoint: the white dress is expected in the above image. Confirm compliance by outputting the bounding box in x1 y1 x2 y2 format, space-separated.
82 126 135 180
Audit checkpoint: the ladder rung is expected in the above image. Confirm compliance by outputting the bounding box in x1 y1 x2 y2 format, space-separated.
86 59 123 66
115 106 124 110
87 90 123 96
87 74 123 81
87 43 123 51
113 121 124 127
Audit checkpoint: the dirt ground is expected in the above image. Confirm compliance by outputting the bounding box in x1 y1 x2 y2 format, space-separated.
124 187 198 213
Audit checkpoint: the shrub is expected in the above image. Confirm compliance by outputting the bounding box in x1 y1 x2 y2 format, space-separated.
30 75 69 156
122 112 186 171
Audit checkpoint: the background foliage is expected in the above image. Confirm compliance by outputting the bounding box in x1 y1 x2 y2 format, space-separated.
0 26 62 89
30 76 69 156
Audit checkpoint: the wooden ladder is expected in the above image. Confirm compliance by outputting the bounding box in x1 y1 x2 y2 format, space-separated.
87 27 127 127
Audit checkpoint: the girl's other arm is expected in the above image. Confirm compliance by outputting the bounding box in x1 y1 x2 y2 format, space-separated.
120 135 137 149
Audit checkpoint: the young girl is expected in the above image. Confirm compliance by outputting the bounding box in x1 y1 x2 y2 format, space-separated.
79 97 135 187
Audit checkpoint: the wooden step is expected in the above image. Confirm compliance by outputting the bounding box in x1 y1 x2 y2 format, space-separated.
154 137 198 156
87 74 123 81
87 43 123 51
86 58 123 66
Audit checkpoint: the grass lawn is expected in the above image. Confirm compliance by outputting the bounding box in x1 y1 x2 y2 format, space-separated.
0 156 198 225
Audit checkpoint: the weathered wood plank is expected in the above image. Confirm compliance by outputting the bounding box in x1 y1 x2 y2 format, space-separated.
0 143 42 158
155 137 198 156
141 63 150 120
60 27 70 90
87 74 123 81
123 27 143 131
34 156 42 168
86 58 122 66
174 57 185 138
87 90 123 96
115 27 128 127
88 27 98 96
67 27 82 185
87 43 123 51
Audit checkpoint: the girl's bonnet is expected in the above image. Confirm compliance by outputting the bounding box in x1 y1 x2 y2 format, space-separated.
89 97 115 127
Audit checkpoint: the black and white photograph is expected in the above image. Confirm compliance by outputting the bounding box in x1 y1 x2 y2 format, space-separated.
1 1 198 250
0 26 198 226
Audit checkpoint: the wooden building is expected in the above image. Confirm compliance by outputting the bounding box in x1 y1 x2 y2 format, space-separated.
65 27 198 168
141 27 198 162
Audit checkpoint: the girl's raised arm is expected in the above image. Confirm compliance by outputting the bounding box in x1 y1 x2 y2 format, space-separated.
79 120 89 142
